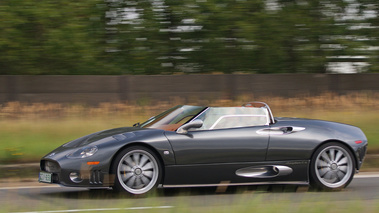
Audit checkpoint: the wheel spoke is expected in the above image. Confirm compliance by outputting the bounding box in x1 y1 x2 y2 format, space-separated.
126 176 136 188
323 170 333 180
337 157 348 166
143 171 153 178
321 152 331 163
318 168 329 177
120 164 132 173
329 149 335 161
336 170 346 181
328 174 338 183
139 155 149 167
121 173 133 182
335 150 343 162
317 159 328 168
142 162 153 171
338 165 348 173
132 153 140 166
140 175 150 185
135 177 142 188
124 157 134 167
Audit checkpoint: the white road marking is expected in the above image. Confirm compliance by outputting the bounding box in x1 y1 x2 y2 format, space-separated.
0 185 60 190
11 206 174 213
354 173 379 178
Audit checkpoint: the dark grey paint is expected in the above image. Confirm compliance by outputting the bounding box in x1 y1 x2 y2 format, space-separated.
165 125 269 164
39 116 367 189
41 128 175 187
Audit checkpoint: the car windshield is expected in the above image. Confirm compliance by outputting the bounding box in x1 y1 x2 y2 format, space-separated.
140 104 272 131
140 105 207 131
194 106 270 130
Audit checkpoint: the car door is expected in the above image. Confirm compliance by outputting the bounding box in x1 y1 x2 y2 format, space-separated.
265 119 320 161
163 126 269 185
165 125 269 165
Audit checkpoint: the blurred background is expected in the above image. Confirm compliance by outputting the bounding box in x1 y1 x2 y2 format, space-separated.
0 0 379 170
1 0 378 75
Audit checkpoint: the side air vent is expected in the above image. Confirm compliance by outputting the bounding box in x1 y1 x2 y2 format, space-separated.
90 170 103 184
236 165 293 178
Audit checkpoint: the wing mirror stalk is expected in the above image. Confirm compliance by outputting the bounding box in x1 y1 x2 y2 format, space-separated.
176 120 203 134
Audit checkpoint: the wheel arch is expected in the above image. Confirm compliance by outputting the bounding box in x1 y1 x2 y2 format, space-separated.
109 142 166 183
310 139 359 171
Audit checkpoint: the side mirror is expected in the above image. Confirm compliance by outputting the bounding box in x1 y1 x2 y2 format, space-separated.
176 120 203 134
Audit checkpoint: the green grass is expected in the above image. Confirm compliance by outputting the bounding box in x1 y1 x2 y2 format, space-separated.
0 117 140 163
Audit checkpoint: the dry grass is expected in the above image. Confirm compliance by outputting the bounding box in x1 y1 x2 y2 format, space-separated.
1 92 378 119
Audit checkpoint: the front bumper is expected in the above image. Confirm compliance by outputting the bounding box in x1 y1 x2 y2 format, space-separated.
40 159 114 187
355 142 368 171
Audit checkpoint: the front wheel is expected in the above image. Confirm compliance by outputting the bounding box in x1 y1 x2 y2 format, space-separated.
112 146 162 195
310 143 356 191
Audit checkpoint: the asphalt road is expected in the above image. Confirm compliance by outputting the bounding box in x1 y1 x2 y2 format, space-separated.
1 173 379 213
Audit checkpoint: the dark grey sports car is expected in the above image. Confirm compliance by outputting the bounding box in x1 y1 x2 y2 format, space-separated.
39 102 367 195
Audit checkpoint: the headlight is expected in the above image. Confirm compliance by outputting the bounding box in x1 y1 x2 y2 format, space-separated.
66 146 98 159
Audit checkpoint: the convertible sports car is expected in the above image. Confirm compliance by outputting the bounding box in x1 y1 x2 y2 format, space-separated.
39 102 367 195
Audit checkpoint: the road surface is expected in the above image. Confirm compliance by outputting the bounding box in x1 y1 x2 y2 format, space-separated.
1 173 379 213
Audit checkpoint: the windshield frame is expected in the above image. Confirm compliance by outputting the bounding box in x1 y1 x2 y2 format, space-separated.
139 103 274 131
139 105 207 131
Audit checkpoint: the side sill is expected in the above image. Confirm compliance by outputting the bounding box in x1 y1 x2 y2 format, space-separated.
161 181 309 188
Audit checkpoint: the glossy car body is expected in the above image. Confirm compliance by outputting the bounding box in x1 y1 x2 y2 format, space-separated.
39 102 368 194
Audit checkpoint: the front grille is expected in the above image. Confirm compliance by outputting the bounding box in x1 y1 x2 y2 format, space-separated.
90 170 103 184
52 173 60 183
41 160 61 173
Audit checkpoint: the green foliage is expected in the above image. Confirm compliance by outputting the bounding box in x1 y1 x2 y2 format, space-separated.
0 0 108 74
0 0 378 74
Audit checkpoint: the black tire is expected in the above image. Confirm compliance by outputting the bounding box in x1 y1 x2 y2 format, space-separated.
111 146 162 195
310 142 355 191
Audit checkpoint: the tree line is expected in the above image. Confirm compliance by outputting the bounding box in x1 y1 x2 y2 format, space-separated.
0 0 378 75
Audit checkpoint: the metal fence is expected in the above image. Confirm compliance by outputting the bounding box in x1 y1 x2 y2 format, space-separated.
1 74 379 104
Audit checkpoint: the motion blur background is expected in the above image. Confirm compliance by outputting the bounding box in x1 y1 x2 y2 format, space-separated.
0 0 379 167
1 0 379 75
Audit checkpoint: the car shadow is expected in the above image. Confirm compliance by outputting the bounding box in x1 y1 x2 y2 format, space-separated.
38 184 311 200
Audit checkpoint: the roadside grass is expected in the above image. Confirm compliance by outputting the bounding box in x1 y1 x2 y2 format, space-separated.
0 117 137 163
3 190 379 213
0 92 378 163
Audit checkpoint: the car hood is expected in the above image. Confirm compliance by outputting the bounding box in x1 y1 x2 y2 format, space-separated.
62 127 150 148
42 127 167 161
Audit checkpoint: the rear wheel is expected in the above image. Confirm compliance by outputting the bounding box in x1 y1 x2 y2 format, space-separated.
310 143 355 190
112 146 162 195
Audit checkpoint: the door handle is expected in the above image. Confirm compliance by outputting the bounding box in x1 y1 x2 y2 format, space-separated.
278 127 293 133
272 126 305 134
257 126 305 135
270 127 291 135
